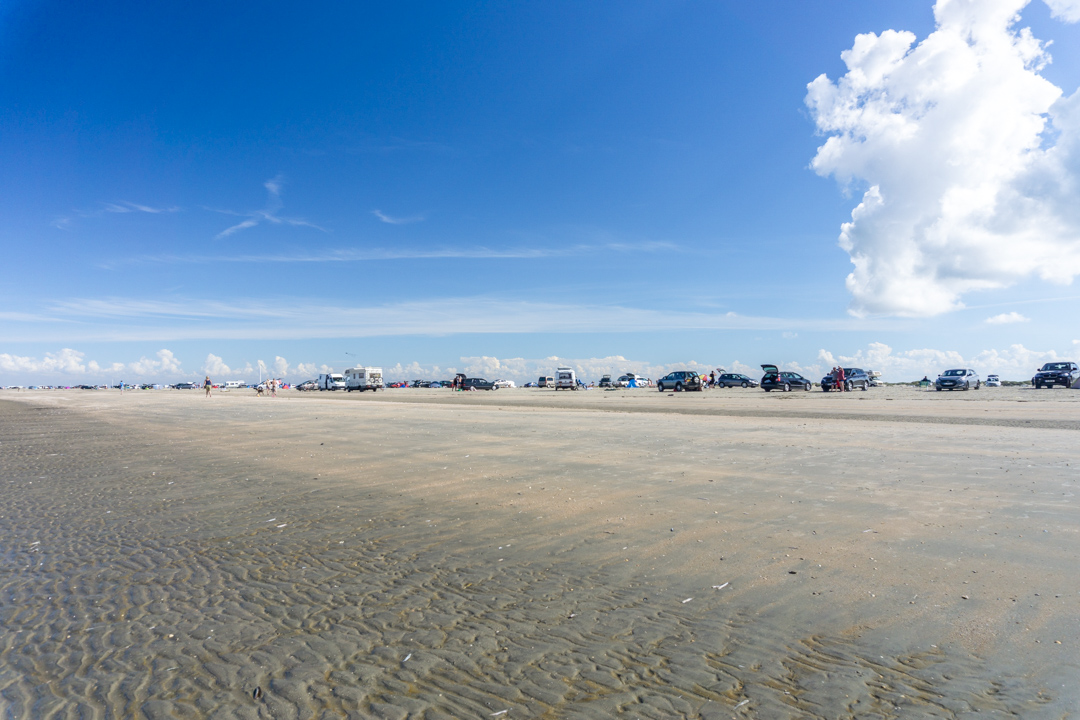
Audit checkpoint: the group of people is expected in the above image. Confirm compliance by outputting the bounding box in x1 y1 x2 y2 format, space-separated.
202 377 283 397
256 378 281 397
828 366 849 391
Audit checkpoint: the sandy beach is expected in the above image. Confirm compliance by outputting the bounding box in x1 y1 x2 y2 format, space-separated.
1 385 1078 718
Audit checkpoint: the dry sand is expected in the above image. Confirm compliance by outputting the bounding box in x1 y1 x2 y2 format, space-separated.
1 385 1078 718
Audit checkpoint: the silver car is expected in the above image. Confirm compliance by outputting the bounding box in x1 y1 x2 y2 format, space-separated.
935 368 980 391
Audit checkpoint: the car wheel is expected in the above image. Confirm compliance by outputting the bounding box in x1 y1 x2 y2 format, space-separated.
862 381 869 391
764 388 771 392
935 387 941 391
658 385 665 392
822 386 830 392
975 381 980 389
675 382 683 392
783 383 791 392
804 382 811 391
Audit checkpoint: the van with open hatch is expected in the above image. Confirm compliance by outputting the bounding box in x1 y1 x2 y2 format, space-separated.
761 364 812 392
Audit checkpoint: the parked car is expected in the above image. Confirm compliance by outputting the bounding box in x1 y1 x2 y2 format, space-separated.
936 368 980 391
555 367 578 390
493 379 516 388
657 370 704 392
462 377 498 390
985 374 1001 387
537 376 554 388
296 380 317 391
1032 361 1079 388
598 374 614 387
616 373 648 387
821 367 871 392
523 382 538 388
715 373 758 388
761 364 812 392
174 382 197 389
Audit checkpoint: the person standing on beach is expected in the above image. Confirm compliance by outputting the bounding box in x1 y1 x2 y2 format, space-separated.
836 366 846 392
204 376 212 397
271 378 278 397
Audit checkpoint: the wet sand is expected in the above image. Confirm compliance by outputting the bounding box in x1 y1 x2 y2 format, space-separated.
1 386 1078 718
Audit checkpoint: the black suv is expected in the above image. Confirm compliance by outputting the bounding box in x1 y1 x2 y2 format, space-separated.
462 377 498 390
761 364 812 392
1032 361 1079 388
657 371 703 392
821 367 871 392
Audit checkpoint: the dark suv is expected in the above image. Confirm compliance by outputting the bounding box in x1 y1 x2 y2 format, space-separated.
657 371 703 392
1033 361 1078 389
761 364 812 392
821 367 871 392
462 377 498 390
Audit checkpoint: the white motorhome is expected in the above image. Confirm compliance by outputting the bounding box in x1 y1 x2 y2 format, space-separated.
318 373 346 391
555 366 578 390
224 380 244 389
345 366 383 392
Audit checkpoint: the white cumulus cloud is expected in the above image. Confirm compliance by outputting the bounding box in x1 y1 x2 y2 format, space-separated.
808 0 1080 317
985 311 1030 323
202 353 232 377
0 348 88 374
819 341 1068 379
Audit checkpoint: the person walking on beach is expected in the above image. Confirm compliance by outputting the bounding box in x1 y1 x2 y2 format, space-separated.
204 376 212 397
270 378 278 398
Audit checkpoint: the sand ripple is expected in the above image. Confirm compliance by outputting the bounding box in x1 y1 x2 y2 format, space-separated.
0 400 1065 718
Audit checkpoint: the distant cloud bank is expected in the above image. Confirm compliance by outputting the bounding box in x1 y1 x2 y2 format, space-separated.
2 342 1073 384
808 0 1080 317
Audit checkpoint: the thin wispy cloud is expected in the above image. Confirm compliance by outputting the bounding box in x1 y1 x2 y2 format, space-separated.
212 176 326 239
103 202 180 214
0 295 901 343
97 241 680 268
372 209 426 225
52 201 180 229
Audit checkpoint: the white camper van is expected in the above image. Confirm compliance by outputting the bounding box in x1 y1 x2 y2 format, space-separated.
224 380 244 389
318 373 346 391
345 366 384 392
555 366 578 390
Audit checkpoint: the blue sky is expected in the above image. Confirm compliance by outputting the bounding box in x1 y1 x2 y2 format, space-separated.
3 0 1080 383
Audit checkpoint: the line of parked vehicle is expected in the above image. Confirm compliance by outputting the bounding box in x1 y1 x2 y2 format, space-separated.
16 360 1076 395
